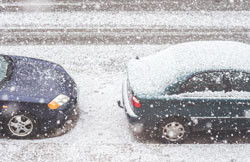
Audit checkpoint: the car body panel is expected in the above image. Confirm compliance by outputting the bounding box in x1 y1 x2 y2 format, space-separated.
123 91 250 132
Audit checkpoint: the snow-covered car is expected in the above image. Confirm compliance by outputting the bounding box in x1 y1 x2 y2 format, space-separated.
119 41 250 143
0 55 78 138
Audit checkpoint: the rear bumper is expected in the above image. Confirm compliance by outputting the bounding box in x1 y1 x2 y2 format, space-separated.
122 78 139 118
121 78 151 127
121 78 158 132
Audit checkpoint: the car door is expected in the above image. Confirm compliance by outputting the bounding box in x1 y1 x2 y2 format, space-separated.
226 71 250 130
176 71 232 131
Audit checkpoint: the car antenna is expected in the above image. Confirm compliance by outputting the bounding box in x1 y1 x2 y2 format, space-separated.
136 56 139 60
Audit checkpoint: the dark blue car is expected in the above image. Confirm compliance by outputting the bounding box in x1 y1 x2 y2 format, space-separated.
0 55 77 138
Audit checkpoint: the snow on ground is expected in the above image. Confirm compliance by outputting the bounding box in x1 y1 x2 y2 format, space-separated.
1 11 250 29
0 45 249 162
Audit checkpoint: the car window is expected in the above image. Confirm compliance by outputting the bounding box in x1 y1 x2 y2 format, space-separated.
181 71 225 93
230 71 250 92
0 56 9 81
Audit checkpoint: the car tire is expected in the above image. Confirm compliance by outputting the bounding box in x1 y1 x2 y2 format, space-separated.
4 112 38 139
158 118 190 144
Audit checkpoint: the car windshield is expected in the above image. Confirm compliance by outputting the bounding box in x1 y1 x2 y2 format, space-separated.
0 56 10 82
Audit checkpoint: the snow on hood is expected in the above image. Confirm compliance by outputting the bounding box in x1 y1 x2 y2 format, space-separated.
127 41 250 97
0 55 74 103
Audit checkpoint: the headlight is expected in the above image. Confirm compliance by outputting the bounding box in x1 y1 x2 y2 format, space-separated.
48 94 70 110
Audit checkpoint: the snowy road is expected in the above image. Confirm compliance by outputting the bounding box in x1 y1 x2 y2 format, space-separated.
0 0 249 11
1 28 249 45
2 12 250 28
0 45 250 162
1 11 250 44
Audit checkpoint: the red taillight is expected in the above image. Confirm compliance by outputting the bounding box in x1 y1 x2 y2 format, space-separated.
130 95 141 108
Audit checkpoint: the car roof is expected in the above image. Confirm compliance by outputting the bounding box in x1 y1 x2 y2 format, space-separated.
127 41 250 97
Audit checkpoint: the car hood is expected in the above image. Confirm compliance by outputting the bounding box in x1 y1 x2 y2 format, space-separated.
0 55 75 103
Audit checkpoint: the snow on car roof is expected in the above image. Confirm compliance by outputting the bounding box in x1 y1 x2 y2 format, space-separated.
128 41 250 97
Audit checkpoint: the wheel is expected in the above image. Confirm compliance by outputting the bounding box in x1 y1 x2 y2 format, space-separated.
159 118 190 144
4 112 37 139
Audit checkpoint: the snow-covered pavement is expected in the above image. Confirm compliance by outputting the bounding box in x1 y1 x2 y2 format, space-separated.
1 11 250 29
0 45 249 162
1 11 250 45
0 0 249 12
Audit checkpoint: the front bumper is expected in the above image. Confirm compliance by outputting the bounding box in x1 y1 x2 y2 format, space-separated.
39 102 78 133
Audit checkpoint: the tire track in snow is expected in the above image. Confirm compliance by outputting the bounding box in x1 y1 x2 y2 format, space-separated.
0 0 250 12
0 28 249 45
0 11 250 44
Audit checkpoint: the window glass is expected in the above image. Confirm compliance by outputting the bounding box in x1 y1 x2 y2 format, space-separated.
0 56 9 82
182 72 224 93
230 71 250 92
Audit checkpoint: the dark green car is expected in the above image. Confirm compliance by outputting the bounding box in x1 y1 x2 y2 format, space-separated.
119 41 250 143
